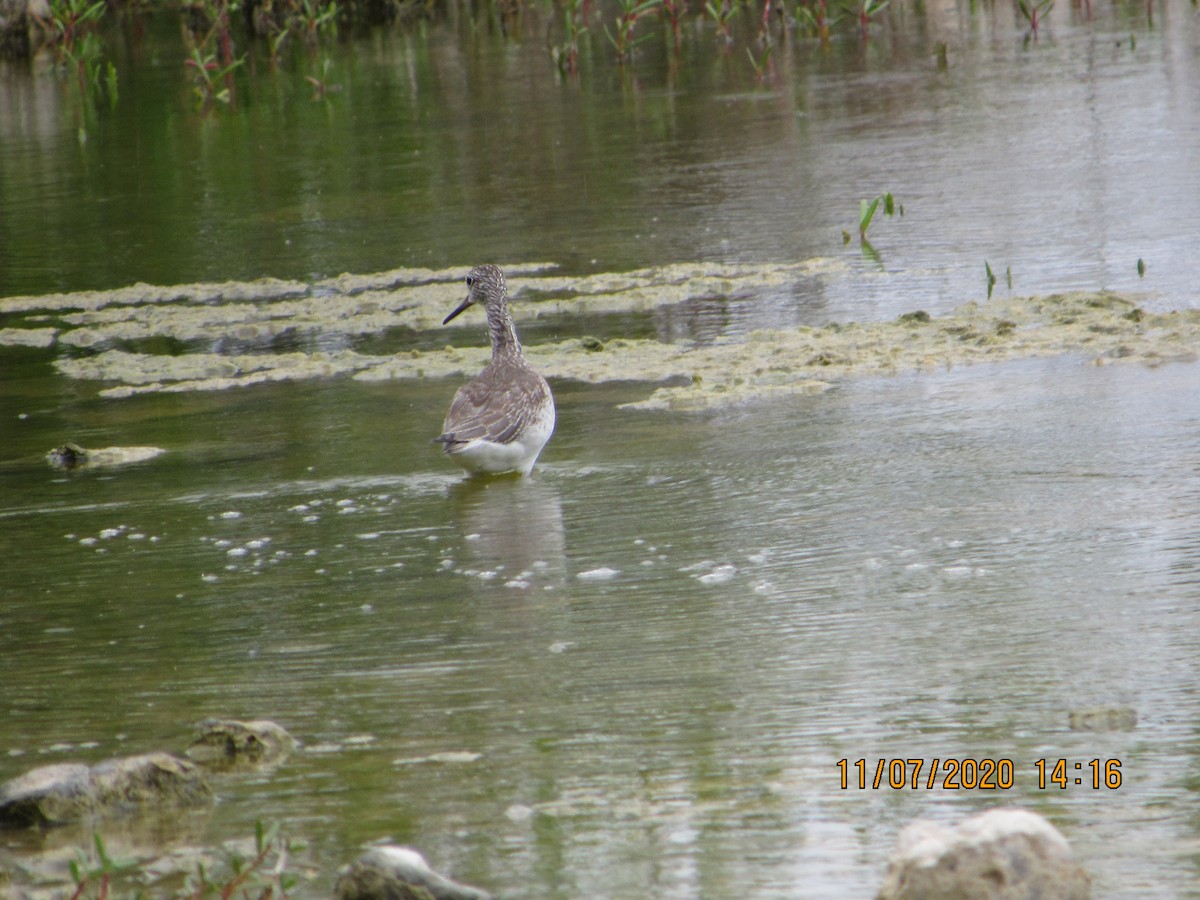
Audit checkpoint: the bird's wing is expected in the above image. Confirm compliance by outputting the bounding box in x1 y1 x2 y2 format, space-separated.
437 365 550 448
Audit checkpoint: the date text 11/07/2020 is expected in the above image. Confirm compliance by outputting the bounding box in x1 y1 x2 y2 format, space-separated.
835 758 1123 791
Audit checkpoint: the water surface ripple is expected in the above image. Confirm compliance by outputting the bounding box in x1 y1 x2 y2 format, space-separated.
3 0 1200 896
2 356 1199 895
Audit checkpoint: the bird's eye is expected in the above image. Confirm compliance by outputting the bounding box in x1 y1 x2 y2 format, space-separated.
465 276 474 287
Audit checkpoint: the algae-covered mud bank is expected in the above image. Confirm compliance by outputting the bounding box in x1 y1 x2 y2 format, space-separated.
4 263 1197 412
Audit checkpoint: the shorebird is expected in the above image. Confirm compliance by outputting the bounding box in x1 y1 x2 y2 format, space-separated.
435 264 555 476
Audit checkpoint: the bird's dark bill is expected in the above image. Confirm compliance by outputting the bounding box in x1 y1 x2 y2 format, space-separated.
443 297 473 324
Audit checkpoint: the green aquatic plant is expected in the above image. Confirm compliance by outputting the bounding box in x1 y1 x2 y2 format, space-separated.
983 261 1013 299
65 821 300 899
187 820 301 899
756 0 775 40
296 0 339 41
705 0 738 45
858 191 895 241
46 0 105 49
1018 0 1053 38
104 55 118 100
68 833 139 900
662 0 686 52
604 0 660 61
305 56 335 98
551 0 588 74
60 31 114 102
44 0 115 105
747 43 772 81
183 0 243 106
854 191 898 263
794 0 841 43
246 0 339 38
847 0 890 34
186 45 244 105
267 25 290 65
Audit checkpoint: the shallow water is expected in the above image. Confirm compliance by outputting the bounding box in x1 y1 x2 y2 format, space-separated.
3 0 1200 896
3 0 1200 317
3 353 1200 895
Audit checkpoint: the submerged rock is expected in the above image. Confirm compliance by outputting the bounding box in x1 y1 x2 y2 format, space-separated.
89 754 212 812
0 754 211 829
0 763 93 828
876 808 1090 899
46 444 166 470
335 845 491 900
1068 706 1138 732
185 719 296 770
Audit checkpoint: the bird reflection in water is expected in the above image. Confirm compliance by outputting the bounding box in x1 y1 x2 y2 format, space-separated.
447 476 566 590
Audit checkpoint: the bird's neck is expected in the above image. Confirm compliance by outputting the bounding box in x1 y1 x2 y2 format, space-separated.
487 301 522 358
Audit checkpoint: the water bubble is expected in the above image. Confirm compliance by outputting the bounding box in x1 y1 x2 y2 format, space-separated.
505 804 535 823
698 564 738 585
577 567 620 581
